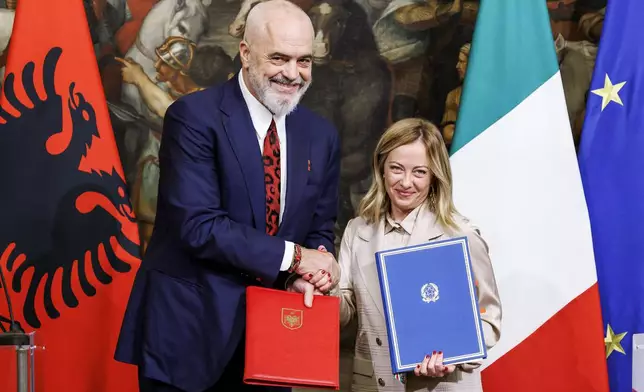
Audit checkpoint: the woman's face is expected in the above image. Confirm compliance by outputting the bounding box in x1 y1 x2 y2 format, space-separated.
384 138 432 219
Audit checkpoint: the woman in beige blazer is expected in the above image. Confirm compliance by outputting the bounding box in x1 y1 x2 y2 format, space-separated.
314 118 502 391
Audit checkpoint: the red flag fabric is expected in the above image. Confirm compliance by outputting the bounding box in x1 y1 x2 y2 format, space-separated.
0 1 141 391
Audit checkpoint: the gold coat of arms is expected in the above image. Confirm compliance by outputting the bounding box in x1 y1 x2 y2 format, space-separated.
281 308 303 330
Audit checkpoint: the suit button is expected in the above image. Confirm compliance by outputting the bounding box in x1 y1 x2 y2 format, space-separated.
376 337 382 346
378 378 385 386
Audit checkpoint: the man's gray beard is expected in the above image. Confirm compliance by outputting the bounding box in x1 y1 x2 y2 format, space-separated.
248 66 311 117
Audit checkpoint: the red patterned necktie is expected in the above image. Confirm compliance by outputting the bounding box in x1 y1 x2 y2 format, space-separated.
263 119 281 235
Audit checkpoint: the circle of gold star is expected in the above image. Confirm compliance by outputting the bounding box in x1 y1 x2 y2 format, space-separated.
591 74 626 111
604 324 627 358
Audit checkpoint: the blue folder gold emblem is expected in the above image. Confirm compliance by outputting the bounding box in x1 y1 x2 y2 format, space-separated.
375 236 487 373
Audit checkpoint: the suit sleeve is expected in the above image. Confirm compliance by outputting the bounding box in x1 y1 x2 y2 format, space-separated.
331 218 358 328
302 126 341 255
459 224 502 372
157 99 285 285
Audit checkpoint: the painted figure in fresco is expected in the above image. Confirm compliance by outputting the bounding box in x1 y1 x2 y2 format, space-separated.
554 5 605 149
372 0 465 121
115 35 233 253
440 41 468 148
109 0 213 245
120 0 211 119
303 0 392 248
118 37 203 118
117 36 201 253
578 6 604 44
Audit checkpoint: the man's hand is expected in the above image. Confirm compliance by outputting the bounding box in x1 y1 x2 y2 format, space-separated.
114 57 147 86
287 277 322 308
296 246 339 292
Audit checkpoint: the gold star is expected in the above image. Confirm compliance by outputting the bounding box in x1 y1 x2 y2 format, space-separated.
604 324 627 358
591 74 626 111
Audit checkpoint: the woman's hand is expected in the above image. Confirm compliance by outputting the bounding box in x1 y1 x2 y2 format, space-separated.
302 245 335 292
414 351 456 378
305 268 334 292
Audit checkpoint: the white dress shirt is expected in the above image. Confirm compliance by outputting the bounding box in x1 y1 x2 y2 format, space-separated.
238 72 295 271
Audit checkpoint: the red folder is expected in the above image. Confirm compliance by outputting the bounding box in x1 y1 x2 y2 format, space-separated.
243 286 340 390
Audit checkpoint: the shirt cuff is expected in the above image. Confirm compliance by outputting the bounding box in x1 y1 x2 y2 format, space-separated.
280 241 295 271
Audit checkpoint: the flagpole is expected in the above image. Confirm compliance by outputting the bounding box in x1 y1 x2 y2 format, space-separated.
16 344 28 392
0 332 30 392
1 262 30 392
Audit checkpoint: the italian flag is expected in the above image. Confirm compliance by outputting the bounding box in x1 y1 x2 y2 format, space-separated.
448 1 609 390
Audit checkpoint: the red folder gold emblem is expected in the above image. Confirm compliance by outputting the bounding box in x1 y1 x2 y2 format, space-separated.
281 308 303 330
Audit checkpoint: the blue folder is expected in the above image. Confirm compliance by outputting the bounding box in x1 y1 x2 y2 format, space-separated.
375 236 487 373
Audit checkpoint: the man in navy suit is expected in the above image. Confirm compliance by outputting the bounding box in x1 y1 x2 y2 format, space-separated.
114 1 341 391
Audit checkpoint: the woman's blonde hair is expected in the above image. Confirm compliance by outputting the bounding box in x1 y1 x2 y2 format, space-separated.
358 118 460 231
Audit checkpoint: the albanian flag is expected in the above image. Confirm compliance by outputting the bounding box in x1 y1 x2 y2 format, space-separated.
0 0 141 391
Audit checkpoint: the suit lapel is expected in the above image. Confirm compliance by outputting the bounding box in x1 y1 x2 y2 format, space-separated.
279 109 309 232
220 77 266 231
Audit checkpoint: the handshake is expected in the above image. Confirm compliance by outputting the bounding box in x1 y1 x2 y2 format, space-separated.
286 244 340 308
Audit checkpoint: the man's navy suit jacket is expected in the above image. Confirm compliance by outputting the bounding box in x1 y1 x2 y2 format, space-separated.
114 75 341 392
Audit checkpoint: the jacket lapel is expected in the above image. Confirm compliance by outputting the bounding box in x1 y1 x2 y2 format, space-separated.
356 205 445 317
220 77 266 231
408 205 444 246
357 220 387 316
279 108 309 232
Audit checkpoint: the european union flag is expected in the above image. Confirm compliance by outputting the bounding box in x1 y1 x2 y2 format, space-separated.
578 1 644 391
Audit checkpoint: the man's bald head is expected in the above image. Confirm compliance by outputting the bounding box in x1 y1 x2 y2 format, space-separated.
243 0 314 45
238 0 314 117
